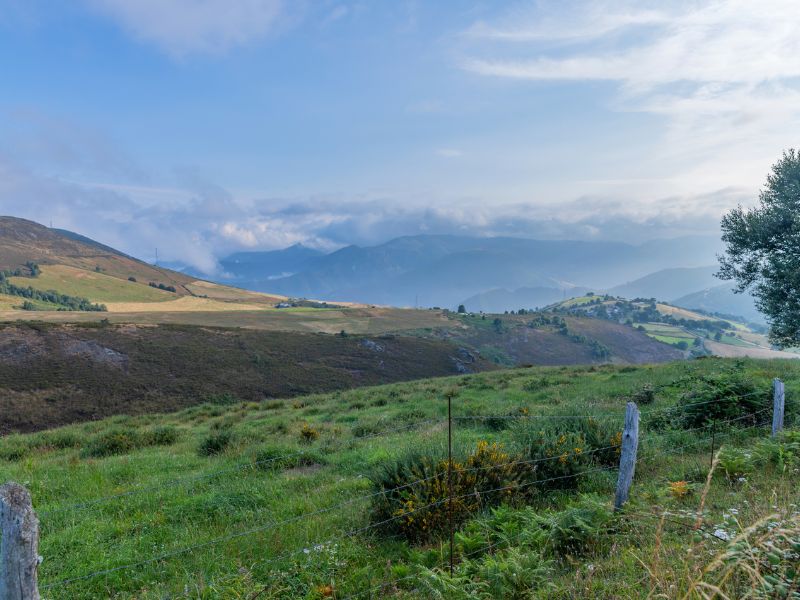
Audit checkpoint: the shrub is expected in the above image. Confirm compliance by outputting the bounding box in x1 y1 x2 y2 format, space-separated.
370 441 530 542
668 480 692 500
632 383 656 405
83 428 141 458
716 447 753 481
300 423 320 443
753 430 800 472
672 370 771 429
143 426 180 446
0 440 29 462
514 415 622 470
521 430 591 490
534 494 614 557
198 431 232 456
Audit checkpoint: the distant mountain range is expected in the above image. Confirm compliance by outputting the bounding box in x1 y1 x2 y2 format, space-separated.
199 234 726 309
0 216 764 325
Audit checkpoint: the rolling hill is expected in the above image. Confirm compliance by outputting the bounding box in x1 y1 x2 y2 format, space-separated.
462 285 590 313
0 216 293 312
543 294 794 359
609 266 720 300
0 216 195 293
609 266 762 324
673 282 763 324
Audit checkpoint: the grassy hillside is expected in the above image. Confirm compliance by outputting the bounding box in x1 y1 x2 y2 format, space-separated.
9 264 175 303
545 295 794 359
0 216 196 292
0 358 796 598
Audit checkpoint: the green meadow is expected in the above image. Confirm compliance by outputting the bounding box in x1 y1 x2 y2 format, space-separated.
0 358 798 599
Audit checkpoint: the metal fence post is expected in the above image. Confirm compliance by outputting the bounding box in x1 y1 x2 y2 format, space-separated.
614 402 639 511
0 482 40 600
772 378 785 437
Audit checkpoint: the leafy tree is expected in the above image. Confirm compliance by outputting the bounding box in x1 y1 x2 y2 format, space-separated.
719 149 800 345
492 318 503 333
457 304 466 314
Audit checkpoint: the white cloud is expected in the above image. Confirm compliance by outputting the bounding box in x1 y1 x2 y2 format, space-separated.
87 0 284 57
460 0 800 191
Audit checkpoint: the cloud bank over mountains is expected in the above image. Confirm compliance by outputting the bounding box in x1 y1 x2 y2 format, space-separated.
2 0 796 272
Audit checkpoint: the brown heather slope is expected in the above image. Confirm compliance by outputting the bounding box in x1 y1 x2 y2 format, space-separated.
422 313 683 366
0 322 494 433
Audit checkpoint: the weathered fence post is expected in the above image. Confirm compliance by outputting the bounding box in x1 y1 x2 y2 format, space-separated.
772 378 785 437
614 402 639 511
0 482 40 600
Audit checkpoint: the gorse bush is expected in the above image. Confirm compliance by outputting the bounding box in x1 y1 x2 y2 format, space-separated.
514 415 622 471
370 441 531 542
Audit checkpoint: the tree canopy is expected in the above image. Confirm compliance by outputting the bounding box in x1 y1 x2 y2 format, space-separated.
718 149 800 345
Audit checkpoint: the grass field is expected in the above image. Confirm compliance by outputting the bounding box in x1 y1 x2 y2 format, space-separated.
10 264 175 303
0 358 797 598
0 293 61 310
0 306 454 333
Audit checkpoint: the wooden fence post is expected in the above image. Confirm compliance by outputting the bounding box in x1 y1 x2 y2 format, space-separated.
772 378 785 438
0 482 40 600
614 402 639 511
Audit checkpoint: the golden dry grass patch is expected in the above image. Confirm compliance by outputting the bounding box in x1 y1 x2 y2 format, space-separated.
104 296 271 313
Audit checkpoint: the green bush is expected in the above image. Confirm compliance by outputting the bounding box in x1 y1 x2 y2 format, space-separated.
0 440 29 462
672 370 772 429
716 447 754 481
370 441 530 542
753 430 800 472
83 428 141 458
514 415 622 475
534 494 615 557
632 383 656 405
198 431 233 456
143 426 180 446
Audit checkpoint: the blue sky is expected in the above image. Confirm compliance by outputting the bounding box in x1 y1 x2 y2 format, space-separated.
1 0 798 271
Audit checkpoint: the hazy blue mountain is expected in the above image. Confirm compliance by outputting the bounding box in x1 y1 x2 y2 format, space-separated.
219 244 324 291
253 234 723 307
673 283 764 324
609 266 720 301
462 286 591 314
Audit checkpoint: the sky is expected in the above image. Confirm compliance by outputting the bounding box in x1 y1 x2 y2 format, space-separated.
0 0 799 273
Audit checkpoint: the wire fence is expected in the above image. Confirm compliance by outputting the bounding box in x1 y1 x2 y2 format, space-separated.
0 379 790 597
